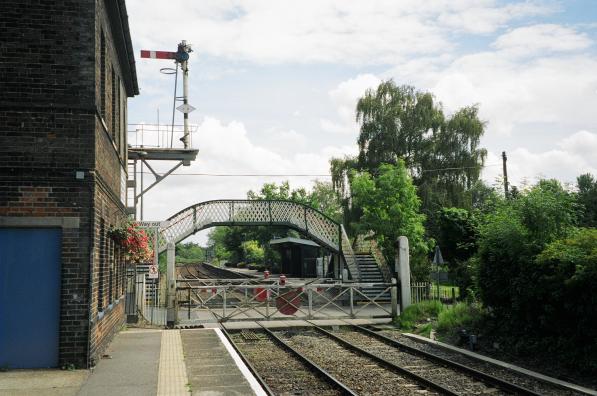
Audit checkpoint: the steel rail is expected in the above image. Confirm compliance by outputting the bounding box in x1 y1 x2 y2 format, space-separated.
220 328 276 396
309 324 459 396
256 324 358 396
353 325 543 396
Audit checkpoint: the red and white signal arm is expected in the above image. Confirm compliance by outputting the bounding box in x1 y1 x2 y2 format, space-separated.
148 264 159 279
140 50 177 60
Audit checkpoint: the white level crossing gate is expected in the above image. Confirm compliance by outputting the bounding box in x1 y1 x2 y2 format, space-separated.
176 278 398 324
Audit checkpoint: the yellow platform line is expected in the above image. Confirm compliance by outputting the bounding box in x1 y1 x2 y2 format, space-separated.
157 330 190 395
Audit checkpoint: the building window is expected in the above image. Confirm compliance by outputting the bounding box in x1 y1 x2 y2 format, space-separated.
98 219 106 313
111 66 116 141
100 31 106 120
116 77 121 149
109 238 114 304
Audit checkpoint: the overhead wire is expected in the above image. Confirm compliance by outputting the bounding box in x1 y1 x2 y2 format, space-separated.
134 163 502 178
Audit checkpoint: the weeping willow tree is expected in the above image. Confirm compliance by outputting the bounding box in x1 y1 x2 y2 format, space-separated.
331 80 487 227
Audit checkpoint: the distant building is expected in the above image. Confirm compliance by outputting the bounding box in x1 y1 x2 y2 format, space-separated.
0 0 138 368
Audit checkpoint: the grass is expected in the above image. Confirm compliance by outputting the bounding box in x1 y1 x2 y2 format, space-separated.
395 300 485 341
436 302 483 334
395 300 444 330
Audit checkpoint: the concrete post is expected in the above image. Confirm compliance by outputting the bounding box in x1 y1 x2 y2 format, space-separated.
397 236 411 310
166 242 176 327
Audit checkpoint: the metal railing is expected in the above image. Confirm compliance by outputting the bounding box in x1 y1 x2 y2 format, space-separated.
124 267 167 326
341 226 360 280
176 279 397 323
128 123 199 150
140 200 341 255
411 282 459 304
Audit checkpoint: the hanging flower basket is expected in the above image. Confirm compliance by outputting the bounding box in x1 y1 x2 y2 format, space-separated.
107 226 128 247
108 222 153 264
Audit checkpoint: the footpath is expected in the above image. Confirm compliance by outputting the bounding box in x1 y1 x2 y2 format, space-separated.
0 328 265 396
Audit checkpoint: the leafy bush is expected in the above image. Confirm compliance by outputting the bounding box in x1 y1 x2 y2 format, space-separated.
477 180 577 323
532 228 597 372
475 180 596 373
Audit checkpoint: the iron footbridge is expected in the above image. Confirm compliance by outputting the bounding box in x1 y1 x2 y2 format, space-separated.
147 200 360 280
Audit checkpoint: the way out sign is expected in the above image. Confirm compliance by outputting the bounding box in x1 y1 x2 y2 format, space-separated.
148 264 159 279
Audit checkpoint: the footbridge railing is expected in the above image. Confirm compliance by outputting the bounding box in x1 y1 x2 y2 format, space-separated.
141 200 360 280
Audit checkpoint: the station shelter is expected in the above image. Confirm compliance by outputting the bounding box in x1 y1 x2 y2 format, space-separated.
269 237 328 278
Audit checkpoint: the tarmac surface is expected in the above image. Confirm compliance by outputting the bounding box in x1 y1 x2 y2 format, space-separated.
0 328 262 396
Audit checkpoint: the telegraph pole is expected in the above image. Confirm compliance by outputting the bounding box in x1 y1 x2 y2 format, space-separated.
502 151 509 198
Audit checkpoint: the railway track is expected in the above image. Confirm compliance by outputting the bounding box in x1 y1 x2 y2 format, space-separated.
177 262 254 280
376 329 590 396
320 325 542 396
224 328 354 395
224 324 588 395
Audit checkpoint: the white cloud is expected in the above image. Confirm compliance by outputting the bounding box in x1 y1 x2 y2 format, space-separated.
137 116 357 224
414 51 597 136
558 130 597 159
482 131 597 186
493 24 592 56
438 2 554 34
128 0 553 65
321 74 380 135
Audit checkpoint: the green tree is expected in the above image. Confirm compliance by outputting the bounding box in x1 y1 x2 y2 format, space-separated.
350 161 428 266
434 207 477 264
241 240 265 264
175 242 205 264
306 180 343 222
207 227 232 264
576 173 597 227
332 80 487 218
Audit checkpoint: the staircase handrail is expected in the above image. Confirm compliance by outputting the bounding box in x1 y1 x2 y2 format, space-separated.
340 225 360 281
369 239 393 282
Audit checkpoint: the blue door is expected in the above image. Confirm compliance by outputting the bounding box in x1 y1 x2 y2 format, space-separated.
0 228 61 368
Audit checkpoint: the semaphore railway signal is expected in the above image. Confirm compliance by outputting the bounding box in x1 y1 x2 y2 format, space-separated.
140 40 193 149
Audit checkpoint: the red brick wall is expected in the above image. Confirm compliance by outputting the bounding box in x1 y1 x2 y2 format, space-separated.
0 0 136 368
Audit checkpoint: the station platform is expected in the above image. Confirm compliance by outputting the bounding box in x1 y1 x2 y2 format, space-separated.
0 328 266 396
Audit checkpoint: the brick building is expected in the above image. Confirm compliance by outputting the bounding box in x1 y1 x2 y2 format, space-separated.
0 0 138 368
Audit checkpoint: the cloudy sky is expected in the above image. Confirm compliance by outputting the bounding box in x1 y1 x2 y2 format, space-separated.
126 0 597 234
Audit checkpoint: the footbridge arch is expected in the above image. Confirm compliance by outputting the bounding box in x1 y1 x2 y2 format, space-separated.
152 200 359 280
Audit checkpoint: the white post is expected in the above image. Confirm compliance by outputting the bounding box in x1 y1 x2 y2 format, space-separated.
166 242 176 327
397 236 411 310
181 41 190 149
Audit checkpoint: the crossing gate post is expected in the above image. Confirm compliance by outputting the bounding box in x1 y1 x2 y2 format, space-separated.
391 277 399 319
166 242 176 327
396 236 411 311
